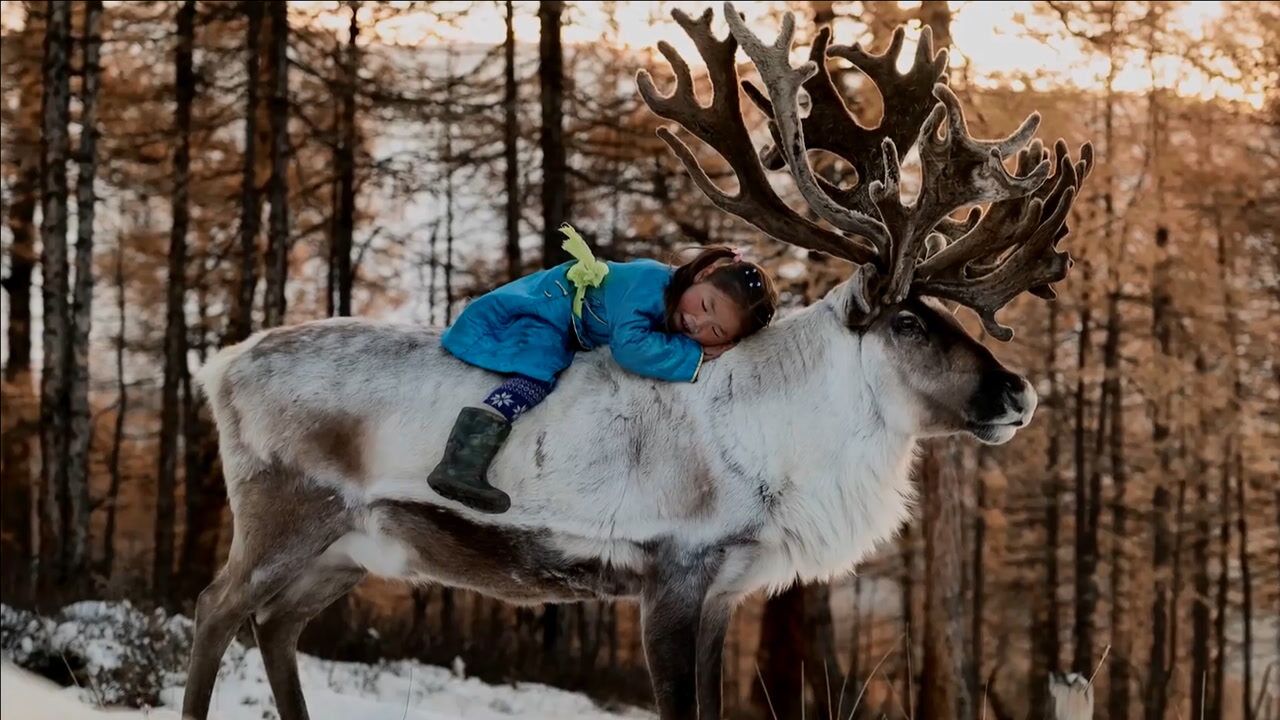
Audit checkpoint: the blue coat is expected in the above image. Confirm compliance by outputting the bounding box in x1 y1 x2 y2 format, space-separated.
441 259 704 384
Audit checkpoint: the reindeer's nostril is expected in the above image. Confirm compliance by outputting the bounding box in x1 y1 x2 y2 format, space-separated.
993 373 1032 418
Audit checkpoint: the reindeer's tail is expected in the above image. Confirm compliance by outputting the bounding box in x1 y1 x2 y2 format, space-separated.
193 332 266 427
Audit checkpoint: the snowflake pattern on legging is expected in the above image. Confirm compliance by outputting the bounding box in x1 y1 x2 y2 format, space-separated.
483 375 555 422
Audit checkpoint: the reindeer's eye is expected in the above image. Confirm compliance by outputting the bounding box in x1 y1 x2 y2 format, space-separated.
891 311 926 339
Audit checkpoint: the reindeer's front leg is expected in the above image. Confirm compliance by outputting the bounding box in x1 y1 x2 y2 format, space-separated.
640 549 733 720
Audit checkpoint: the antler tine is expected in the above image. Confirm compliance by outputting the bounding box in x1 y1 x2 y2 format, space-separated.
917 138 1052 277
920 186 1077 340
914 139 1094 340
635 7 876 264
745 22 948 215
879 84 1053 303
724 2 892 257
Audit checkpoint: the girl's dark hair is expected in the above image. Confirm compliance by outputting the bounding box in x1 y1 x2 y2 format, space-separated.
664 245 779 338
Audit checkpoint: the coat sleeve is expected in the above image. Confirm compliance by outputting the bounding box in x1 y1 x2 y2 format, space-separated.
608 278 705 383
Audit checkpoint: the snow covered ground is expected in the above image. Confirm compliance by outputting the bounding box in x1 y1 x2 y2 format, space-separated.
1 603 652 720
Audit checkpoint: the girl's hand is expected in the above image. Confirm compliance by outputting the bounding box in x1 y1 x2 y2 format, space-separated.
703 342 736 360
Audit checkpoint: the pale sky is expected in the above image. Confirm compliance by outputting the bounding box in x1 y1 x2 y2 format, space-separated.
0 1 1263 107
301 0 1263 108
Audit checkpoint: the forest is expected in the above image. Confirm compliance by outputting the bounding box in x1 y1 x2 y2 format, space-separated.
0 1 1277 719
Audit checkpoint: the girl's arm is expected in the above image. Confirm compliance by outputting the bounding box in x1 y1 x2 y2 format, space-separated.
610 312 704 383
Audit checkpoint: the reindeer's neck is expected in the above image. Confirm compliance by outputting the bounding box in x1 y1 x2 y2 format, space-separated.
697 301 919 586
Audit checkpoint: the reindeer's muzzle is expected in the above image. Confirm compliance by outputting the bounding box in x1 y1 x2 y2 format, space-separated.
966 370 1038 445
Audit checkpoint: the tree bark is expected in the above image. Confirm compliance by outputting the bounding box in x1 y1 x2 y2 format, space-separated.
154 0 195 603
180 370 223 603
230 0 263 344
1235 454 1253 720
538 0 569 267
899 520 916 714
1032 299 1063 714
920 441 972 720
442 48 456 323
65 0 103 586
38 0 73 595
263 0 289 328
503 0 522 281
332 0 358 317
0 1 43 599
102 230 127 580
1144 226 1174 720
915 8 968 717
1105 290 1132 720
755 584 805 720
1189 355 1212 720
1210 444 1229 720
1072 260 1097 673
971 459 987 703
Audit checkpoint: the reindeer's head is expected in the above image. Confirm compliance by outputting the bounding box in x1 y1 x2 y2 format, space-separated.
638 3 1093 445
853 295 1036 445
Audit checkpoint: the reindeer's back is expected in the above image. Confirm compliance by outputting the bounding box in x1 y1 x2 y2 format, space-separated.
196 317 738 552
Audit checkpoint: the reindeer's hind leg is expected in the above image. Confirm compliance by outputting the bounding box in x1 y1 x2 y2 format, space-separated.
182 461 353 720
250 565 365 720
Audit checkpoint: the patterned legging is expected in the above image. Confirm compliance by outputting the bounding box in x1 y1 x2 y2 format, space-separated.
482 375 556 422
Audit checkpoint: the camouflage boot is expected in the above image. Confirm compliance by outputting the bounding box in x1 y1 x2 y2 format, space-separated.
427 406 512 514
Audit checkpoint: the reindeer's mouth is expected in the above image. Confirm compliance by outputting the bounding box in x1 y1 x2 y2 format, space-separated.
967 421 1023 446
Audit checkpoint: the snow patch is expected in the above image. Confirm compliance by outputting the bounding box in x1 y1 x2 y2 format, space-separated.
2 602 652 720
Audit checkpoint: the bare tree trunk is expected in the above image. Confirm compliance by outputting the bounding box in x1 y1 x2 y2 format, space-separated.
1217 212 1255 720
263 0 289 328
0 3 43 598
38 0 73 596
102 230 127 580
180 408 222 600
426 221 438 325
899 521 917 714
230 0 262 344
916 9 968 717
1072 260 1097 673
1190 355 1212 720
1105 290 1132 720
848 574 863 689
920 442 972 720
503 0 522 281
538 0 569 267
1235 454 1253 720
803 585 843 720
971 459 987 702
1145 226 1174 720
65 0 103 587
180 331 223 604
442 48 456 323
1168 442 1190 704
154 0 196 603
755 584 805 720
332 0 358 317
1210 445 1229 720
1033 300 1064 714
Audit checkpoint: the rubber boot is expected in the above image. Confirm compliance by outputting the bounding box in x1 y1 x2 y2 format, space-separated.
427 407 512 514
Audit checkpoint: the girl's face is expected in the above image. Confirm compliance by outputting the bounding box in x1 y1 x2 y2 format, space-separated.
674 280 746 348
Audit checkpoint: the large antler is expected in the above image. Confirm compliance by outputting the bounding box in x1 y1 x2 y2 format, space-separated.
639 3 1094 341
635 8 877 264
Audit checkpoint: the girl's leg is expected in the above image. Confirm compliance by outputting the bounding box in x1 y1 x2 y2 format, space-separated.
482 375 556 422
427 375 556 514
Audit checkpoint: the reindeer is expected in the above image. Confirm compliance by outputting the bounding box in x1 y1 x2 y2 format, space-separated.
183 5 1092 720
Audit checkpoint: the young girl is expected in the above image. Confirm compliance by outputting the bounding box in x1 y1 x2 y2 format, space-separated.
429 225 779 514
